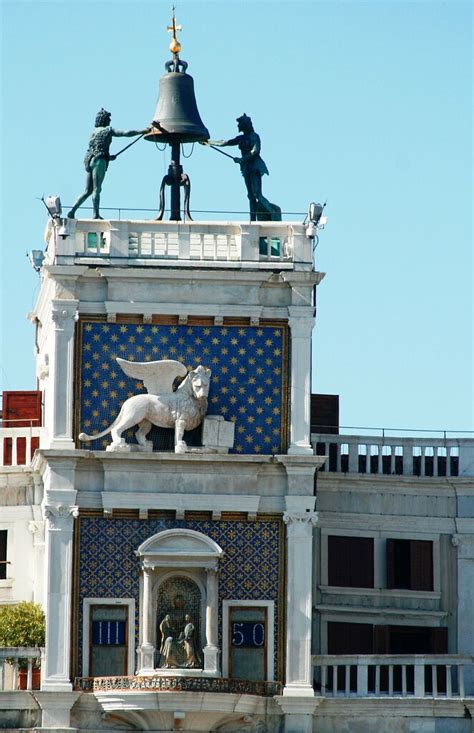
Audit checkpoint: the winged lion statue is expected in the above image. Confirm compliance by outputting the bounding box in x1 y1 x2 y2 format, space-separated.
79 358 211 454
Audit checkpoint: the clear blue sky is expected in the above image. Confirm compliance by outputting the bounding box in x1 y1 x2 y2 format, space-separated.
1 1 472 435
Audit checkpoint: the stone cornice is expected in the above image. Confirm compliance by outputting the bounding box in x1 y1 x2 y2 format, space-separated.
317 472 474 492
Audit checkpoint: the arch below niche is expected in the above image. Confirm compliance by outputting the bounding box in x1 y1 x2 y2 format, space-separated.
136 528 223 677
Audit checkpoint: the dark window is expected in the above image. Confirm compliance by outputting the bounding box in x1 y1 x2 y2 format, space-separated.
0 530 7 580
327 622 374 654
386 539 433 591
325 623 448 694
328 536 374 588
90 605 128 677
326 622 373 692
375 625 448 694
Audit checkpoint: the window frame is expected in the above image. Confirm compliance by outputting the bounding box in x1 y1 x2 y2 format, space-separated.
320 528 440 593
222 600 274 681
82 597 135 677
386 538 434 591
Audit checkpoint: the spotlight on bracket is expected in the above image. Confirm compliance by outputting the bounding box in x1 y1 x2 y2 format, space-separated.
304 201 328 240
43 195 62 219
27 250 45 272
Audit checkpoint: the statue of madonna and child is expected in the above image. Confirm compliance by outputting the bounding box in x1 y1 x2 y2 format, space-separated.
158 613 201 669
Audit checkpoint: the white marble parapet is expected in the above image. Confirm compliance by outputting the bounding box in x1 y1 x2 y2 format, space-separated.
312 654 474 698
312 433 474 477
44 219 316 272
0 426 47 467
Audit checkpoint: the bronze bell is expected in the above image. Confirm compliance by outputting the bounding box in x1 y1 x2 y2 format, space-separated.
145 68 209 144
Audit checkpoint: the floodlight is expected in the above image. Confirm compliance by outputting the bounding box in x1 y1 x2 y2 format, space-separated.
27 250 45 272
44 195 62 218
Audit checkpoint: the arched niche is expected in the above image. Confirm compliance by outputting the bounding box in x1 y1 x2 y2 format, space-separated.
136 528 223 677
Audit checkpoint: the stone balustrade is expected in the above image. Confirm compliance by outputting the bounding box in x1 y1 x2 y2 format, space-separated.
45 219 313 270
0 427 46 467
312 654 473 698
312 433 474 477
0 648 43 690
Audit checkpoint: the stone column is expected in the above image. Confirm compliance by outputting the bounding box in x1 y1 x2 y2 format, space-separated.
49 300 78 449
453 532 474 693
138 566 155 673
203 567 220 675
41 501 78 692
283 498 318 697
28 519 45 606
287 313 314 455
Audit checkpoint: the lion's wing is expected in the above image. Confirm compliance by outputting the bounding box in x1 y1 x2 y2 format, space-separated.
116 358 188 395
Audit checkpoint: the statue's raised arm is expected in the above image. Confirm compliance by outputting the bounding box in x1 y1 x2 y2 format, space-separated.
206 114 281 222
67 108 150 220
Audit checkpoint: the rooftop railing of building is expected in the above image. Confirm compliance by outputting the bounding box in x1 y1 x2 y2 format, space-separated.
313 655 474 698
1 424 473 474
0 647 43 691
312 433 474 477
0 423 47 468
44 218 315 271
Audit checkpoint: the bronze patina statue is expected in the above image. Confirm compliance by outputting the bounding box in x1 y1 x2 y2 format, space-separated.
67 108 149 219
208 114 281 221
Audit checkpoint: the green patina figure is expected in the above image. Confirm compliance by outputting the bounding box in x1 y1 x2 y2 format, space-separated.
67 109 149 219
209 114 281 221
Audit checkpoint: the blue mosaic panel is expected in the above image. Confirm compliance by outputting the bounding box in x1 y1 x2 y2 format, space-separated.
76 516 283 678
78 321 287 454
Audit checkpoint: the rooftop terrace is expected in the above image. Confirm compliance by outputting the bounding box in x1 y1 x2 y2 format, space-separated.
44 218 316 271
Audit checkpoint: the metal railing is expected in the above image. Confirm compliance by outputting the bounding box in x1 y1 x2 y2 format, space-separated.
0 647 43 690
312 433 474 477
313 655 473 698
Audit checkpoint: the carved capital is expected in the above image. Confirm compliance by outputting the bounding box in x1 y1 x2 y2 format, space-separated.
43 503 79 530
283 510 318 527
451 534 474 558
51 302 78 331
28 520 46 546
36 353 50 380
287 313 315 340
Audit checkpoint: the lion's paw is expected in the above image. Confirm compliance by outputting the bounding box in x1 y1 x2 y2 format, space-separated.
138 440 154 453
106 442 132 452
174 441 188 454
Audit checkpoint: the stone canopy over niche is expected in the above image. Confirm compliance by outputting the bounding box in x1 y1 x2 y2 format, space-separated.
77 319 288 454
136 529 224 675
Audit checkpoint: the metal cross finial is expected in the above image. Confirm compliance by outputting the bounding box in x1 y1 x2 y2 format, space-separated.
167 7 182 44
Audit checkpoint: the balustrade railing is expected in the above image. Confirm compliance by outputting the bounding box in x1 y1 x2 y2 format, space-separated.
0 647 43 690
45 219 312 268
313 655 473 698
0 426 46 467
313 434 474 477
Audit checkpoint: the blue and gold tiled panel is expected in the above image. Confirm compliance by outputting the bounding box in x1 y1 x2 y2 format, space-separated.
76 320 288 455
74 515 284 680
